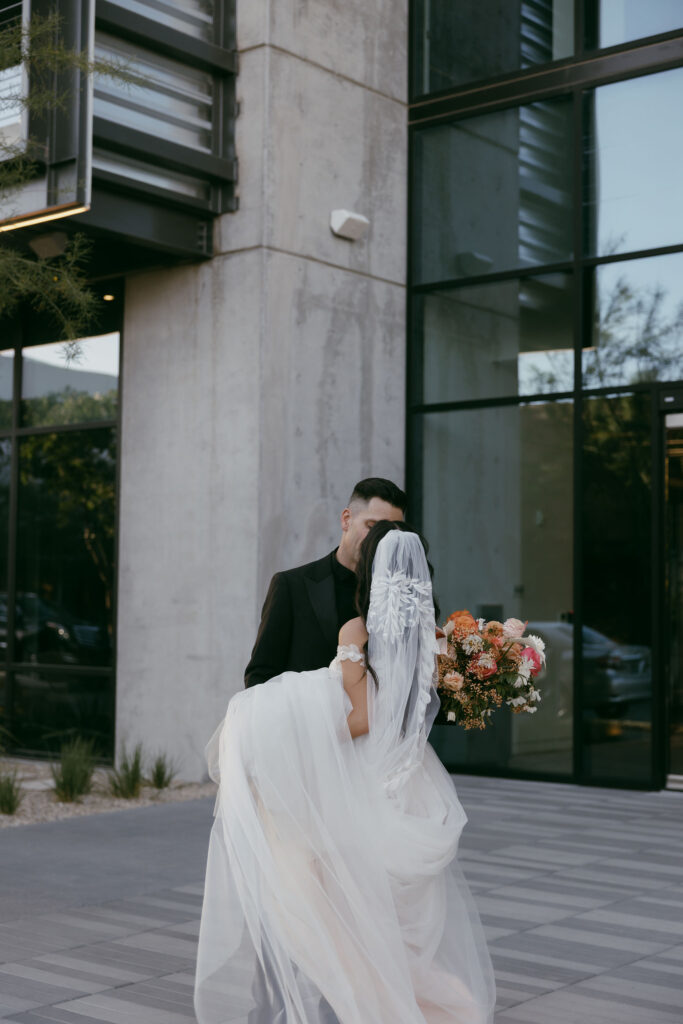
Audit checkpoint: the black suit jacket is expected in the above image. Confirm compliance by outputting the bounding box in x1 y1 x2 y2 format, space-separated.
244 551 340 687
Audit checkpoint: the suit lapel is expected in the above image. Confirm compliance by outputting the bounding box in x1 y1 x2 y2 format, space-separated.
304 563 338 653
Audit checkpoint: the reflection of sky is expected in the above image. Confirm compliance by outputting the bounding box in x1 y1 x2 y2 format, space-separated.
518 350 573 395
23 333 120 378
600 1 683 48
593 66 683 256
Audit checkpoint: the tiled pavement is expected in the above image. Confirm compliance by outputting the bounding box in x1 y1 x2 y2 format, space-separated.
1 776 682 1023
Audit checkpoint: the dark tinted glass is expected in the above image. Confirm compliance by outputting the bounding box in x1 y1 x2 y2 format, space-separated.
412 0 574 96
581 392 652 784
420 273 573 403
585 0 683 50
583 68 683 258
0 350 13 430
413 97 573 285
16 428 116 667
10 668 114 757
0 440 10 658
421 401 573 775
21 333 119 428
584 253 683 389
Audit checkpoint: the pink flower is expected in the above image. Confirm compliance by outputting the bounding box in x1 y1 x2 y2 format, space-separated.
521 647 543 676
472 653 497 680
503 617 526 638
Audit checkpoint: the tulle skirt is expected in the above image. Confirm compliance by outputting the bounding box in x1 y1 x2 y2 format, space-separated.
194 668 496 1024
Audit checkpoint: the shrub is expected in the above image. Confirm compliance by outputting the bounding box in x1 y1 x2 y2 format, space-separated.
109 743 143 799
148 753 177 790
50 737 95 802
0 769 23 815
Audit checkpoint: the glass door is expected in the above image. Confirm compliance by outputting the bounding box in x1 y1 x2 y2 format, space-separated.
664 412 683 789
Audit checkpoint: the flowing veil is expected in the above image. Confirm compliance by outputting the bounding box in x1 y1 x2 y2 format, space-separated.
194 530 495 1024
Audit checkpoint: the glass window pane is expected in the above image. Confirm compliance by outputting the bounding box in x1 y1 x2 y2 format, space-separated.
94 33 213 152
412 0 574 96
587 0 683 50
421 273 573 404
16 427 116 668
107 0 215 41
421 401 574 776
0 439 11 649
584 253 683 389
0 349 13 429
10 669 114 757
581 392 652 785
413 97 573 285
21 332 119 428
92 148 211 202
584 68 683 258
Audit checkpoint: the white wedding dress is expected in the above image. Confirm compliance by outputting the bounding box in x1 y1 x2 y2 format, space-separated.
194 534 495 1024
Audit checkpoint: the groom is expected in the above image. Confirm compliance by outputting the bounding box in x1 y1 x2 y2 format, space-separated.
245 477 406 687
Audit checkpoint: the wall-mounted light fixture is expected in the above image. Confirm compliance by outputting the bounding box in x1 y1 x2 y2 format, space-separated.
330 209 370 241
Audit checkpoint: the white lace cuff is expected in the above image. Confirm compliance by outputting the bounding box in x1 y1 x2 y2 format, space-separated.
337 643 365 666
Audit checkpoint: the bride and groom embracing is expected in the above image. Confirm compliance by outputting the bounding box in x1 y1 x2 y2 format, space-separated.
194 479 496 1024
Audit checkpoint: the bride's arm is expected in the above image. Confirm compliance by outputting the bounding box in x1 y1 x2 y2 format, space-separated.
338 618 369 739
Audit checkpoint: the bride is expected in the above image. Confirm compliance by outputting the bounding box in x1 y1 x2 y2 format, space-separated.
194 521 496 1024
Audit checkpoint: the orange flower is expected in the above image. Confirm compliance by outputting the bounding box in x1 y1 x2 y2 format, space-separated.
483 620 504 637
447 610 478 637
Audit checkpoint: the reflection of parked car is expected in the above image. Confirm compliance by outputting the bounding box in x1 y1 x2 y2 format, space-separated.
527 621 651 716
0 592 110 665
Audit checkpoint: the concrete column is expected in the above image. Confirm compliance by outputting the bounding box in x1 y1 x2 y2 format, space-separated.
116 0 408 779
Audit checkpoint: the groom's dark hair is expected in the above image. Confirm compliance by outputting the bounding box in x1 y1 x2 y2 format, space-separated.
348 477 407 512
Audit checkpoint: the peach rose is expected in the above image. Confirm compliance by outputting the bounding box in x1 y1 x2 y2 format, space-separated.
442 670 465 692
447 610 478 636
483 620 504 637
472 653 498 680
503 617 527 638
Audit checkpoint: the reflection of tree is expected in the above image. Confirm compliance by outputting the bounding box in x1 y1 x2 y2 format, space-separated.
523 274 683 395
19 417 116 641
586 278 683 388
22 386 117 428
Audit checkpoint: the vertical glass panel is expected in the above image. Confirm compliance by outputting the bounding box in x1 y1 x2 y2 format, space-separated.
21 332 119 427
586 0 683 50
583 253 683 389
0 349 13 428
94 34 213 152
421 401 574 775
16 427 116 668
10 669 114 757
412 0 574 96
0 439 11 658
107 0 215 41
413 97 573 284
665 414 683 782
421 273 573 403
0 1 25 152
581 392 652 785
584 68 683 257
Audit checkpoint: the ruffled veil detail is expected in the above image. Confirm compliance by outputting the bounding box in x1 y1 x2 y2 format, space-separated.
194 531 496 1024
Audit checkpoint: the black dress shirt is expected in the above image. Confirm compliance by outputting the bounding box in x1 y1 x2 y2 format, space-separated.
331 550 358 630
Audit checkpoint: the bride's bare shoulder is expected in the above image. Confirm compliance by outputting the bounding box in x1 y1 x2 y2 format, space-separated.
338 616 368 646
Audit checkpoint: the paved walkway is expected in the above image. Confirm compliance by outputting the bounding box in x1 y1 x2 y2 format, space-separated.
0 776 682 1023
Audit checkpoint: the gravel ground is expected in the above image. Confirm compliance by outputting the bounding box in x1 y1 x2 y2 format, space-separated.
0 756 217 828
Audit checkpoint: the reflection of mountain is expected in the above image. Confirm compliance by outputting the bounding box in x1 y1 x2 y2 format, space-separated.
22 358 117 398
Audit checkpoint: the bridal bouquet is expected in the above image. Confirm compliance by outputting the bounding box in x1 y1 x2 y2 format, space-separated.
436 611 545 730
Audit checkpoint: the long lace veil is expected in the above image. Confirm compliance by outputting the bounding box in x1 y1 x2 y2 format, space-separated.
364 529 441 794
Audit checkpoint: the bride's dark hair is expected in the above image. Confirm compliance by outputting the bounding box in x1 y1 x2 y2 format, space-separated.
354 520 439 684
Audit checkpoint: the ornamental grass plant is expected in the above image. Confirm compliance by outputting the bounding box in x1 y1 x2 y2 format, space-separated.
109 743 143 799
148 752 177 790
0 768 23 814
50 737 95 802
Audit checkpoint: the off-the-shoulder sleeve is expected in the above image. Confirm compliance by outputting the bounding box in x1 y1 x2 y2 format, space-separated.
336 643 366 665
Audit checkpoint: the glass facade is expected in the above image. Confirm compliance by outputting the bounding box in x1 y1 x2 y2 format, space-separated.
0 314 120 760
409 4 683 788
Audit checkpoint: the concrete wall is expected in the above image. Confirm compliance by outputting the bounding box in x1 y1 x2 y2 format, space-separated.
116 0 408 779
